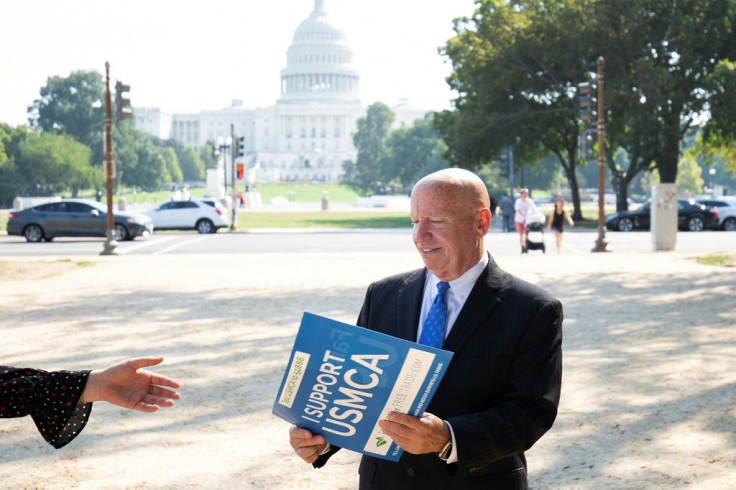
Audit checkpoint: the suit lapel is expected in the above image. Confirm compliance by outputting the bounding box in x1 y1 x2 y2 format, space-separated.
443 256 506 353
396 269 426 342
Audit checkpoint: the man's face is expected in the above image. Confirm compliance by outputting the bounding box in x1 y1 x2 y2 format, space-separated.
521 191 528 201
410 183 487 282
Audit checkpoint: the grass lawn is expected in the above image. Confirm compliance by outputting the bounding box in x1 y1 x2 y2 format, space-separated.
111 183 361 207
239 211 411 229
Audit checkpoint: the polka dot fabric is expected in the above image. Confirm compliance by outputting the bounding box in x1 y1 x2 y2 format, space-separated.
419 282 450 348
0 367 92 449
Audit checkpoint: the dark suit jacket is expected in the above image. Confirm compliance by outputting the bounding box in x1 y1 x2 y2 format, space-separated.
315 254 563 489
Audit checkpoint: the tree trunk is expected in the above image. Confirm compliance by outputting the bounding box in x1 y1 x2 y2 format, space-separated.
657 116 681 183
557 150 583 221
613 171 628 212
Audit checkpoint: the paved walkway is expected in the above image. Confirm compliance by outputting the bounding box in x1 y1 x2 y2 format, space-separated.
1 250 734 488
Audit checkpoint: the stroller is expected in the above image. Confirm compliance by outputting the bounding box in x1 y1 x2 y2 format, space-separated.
523 208 546 254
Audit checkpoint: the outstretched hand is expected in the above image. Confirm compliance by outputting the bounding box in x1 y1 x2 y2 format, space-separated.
83 357 181 413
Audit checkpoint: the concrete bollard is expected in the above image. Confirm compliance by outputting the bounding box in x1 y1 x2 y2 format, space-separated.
118 197 127 211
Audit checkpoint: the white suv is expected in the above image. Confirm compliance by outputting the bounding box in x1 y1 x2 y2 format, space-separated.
697 198 736 231
144 198 230 233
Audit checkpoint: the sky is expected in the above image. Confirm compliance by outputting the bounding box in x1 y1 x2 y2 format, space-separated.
0 0 477 127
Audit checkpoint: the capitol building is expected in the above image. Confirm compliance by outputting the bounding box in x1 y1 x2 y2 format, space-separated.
134 0 425 184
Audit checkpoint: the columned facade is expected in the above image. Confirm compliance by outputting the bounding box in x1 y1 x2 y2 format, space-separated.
133 1 425 184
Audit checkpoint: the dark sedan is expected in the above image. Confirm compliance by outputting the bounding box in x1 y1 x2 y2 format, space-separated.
605 199 719 232
7 199 153 242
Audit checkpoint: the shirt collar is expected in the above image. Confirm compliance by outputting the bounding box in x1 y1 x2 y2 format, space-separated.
427 251 489 302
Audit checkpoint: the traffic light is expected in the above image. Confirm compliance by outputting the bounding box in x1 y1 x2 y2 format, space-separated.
499 149 509 178
236 162 244 180
577 81 597 126
235 136 245 157
115 81 133 121
578 131 595 161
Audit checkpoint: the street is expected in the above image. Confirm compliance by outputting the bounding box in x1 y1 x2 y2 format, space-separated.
1 228 734 257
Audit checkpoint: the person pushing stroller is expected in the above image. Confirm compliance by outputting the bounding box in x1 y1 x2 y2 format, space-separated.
523 206 546 253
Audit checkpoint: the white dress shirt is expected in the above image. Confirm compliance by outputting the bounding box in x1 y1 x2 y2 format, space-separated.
415 251 489 464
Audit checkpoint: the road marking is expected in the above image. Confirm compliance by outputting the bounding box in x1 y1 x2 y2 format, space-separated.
562 240 583 253
152 235 211 255
117 236 177 255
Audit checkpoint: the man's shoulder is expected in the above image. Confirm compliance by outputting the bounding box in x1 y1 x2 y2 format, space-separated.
503 271 559 305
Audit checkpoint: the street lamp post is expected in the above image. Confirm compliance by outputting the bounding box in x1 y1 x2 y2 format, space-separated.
215 136 232 197
592 56 610 253
101 61 117 256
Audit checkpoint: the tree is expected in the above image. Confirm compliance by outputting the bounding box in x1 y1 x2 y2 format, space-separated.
649 154 704 196
178 147 205 181
437 0 736 218
14 131 97 196
27 70 105 165
112 125 173 191
0 124 26 206
131 139 168 191
342 102 395 195
437 0 591 219
383 114 450 191
592 0 736 207
162 147 183 183
199 141 219 169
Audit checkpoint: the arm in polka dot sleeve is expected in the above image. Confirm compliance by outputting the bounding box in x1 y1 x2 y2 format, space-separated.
1 366 92 449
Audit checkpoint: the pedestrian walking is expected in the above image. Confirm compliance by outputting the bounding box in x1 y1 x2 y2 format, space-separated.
499 194 515 233
547 198 574 253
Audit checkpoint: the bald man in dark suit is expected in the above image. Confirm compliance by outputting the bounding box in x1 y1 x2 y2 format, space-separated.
290 168 563 489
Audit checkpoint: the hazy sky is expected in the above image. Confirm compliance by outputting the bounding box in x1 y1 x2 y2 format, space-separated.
0 0 477 126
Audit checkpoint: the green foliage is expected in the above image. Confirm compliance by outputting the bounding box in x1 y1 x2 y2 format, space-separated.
384 113 449 191
437 0 736 217
14 131 97 196
343 108 449 195
256 183 359 203
437 0 591 218
131 139 168 191
343 102 395 195
694 254 736 267
649 154 704 196
593 0 736 185
179 147 205 181
163 147 183 183
27 70 105 164
239 211 411 229
200 141 218 169
703 60 736 145
675 154 705 196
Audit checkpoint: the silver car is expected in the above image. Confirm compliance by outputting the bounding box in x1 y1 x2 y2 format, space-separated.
6 199 153 242
696 198 736 231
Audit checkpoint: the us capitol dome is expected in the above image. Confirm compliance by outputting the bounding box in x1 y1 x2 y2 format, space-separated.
134 0 425 188
279 0 360 105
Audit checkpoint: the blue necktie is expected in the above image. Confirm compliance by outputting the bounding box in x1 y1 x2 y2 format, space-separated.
419 282 450 348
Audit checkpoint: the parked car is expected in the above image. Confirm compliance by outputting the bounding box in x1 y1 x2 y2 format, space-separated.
6 199 153 242
695 198 736 231
605 199 719 232
143 198 230 233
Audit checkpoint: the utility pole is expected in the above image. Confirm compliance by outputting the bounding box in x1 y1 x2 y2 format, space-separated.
101 62 117 255
591 56 610 252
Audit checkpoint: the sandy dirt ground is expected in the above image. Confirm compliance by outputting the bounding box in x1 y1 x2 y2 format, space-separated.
1 247 734 489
